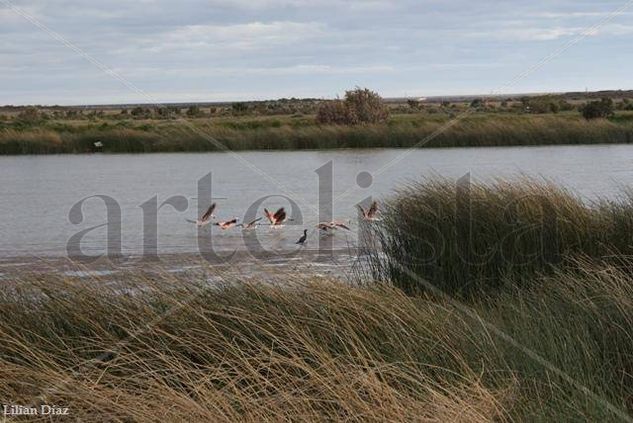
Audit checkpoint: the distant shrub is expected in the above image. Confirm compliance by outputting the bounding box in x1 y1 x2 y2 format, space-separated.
156 106 180 118
232 102 248 114
344 88 389 124
407 99 421 110
65 110 81 119
186 105 203 117
131 106 152 118
521 95 570 114
582 98 614 120
316 100 350 125
316 87 389 125
16 107 43 124
469 98 484 109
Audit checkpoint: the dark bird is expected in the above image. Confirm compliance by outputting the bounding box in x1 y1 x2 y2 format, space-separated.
186 203 216 227
214 217 239 230
296 229 308 245
264 207 287 226
239 217 262 230
358 200 378 220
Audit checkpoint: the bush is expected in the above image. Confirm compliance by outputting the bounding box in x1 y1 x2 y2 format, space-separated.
316 87 389 125
521 95 566 114
131 106 151 118
316 100 350 125
231 102 248 114
470 98 484 109
15 107 44 125
186 105 203 117
582 98 614 120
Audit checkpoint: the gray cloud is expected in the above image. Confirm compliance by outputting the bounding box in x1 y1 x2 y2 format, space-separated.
1 0 631 105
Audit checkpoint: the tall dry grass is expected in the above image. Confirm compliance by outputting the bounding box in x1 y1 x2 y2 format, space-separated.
1 260 632 421
0 274 509 422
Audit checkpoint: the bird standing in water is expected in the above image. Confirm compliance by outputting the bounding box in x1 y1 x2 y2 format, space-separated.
296 229 308 245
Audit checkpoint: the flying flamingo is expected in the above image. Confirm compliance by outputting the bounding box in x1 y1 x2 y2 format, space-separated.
316 221 351 232
357 201 379 221
264 207 287 227
214 218 239 230
239 217 262 230
186 203 216 226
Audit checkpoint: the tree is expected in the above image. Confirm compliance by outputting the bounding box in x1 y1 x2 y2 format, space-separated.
316 87 389 125
582 98 614 120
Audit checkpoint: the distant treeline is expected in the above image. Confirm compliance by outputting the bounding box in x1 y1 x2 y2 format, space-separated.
3 87 633 121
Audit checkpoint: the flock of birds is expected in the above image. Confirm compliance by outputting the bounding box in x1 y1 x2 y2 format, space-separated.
186 201 379 245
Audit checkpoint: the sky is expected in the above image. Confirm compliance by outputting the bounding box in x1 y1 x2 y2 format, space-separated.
1 0 632 105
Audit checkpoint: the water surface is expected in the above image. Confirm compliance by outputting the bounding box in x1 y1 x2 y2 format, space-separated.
1 144 632 259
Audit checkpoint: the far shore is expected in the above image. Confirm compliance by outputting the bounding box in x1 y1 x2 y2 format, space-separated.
2 110 633 155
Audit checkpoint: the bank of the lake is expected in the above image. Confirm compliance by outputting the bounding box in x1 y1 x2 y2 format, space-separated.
2 113 633 154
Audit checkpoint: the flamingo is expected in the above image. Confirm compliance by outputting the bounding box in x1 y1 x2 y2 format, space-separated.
186 203 216 226
214 218 239 230
264 207 287 227
316 221 351 232
357 200 379 221
239 217 262 230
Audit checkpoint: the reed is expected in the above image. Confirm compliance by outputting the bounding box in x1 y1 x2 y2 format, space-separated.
1 260 632 421
368 178 633 296
1 114 632 154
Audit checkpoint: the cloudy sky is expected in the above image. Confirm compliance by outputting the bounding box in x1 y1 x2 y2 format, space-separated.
1 0 632 105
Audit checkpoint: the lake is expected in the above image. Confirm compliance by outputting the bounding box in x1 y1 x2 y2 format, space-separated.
2 144 633 260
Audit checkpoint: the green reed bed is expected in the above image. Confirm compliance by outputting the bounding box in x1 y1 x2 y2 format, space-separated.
1 114 632 154
368 178 633 296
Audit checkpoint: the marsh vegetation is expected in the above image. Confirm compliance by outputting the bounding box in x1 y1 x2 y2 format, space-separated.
2 89 633 155
2 178 633 421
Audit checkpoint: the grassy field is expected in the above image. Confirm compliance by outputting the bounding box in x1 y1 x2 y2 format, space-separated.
2 111 633 154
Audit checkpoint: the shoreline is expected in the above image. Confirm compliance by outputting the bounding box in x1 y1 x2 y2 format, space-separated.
2 112 633 155
0 248 364 284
